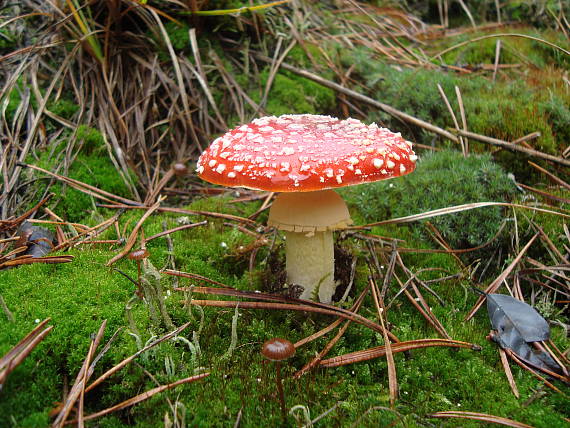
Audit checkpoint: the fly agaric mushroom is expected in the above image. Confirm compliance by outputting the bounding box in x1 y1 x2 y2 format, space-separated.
197 114 416 302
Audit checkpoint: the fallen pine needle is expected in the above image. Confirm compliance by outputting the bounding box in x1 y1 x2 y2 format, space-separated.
319 339 480 368
429 410 534 427
66 373 209 424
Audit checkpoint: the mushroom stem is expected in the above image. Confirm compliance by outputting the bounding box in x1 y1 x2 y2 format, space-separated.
285 230 335 302
136 261 143 297
275 362 286 420
268 190 352 303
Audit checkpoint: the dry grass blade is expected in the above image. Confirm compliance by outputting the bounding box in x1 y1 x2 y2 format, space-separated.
499 347 519 398
465 233 539 321
429 411 534 427
0 255 74 269
99 204 258 225
370 277 398 406
85 321 193 393
67 373 209 424
0 319 53 389
144 220 207 243
189 298 395 340
437 83 466 153
106 198 163 266
319 338 480 368
350 203 569 230
432 33 570 59
52 320 107 428
5 45 79 201
149 10 200 152
166 269 237 289
19 163 141 206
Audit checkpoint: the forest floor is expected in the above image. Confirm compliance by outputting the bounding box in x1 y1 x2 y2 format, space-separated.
0 1 569 427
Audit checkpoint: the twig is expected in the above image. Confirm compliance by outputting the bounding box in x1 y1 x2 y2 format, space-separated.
449 129 570 167
144 220 207 243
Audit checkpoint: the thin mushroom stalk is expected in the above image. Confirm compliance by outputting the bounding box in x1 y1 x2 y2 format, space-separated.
261 338 295 422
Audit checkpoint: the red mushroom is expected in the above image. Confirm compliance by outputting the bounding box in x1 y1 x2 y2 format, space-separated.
197 114 416 302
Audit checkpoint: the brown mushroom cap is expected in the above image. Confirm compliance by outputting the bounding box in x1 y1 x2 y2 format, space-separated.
261 338 296 361
173 162 188 177
128 248 150 260
197 114 417 192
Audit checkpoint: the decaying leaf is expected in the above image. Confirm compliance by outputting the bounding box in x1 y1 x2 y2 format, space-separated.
487 294 549 343
16 221 55 258
486 293 564 375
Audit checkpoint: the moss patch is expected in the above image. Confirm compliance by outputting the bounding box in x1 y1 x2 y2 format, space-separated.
1 192 568 427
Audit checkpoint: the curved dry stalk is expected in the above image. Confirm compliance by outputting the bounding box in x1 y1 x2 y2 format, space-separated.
319 338 480 368
429 411 535 428
188 295 398 341
431 33 570 60
349 202 570 230
98 204 258 225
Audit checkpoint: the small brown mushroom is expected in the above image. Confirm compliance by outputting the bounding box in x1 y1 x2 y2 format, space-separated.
128 248 150 297
261 338 295 420
173 162 188 177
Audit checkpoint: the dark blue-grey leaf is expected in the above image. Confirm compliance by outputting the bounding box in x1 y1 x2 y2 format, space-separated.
487 294 549 343
16 221 55 258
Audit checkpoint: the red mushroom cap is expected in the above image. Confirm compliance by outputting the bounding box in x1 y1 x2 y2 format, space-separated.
197 114 417 192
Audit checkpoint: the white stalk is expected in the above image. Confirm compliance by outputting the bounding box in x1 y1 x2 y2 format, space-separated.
285 230 335 303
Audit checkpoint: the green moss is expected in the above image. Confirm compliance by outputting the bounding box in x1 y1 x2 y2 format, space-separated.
248 68 336 116
1 193 568 426
24 130 133 222
163 21 191 51
286 44 338 75
47 98 79 121
344 46 565 180
539 93 570 144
